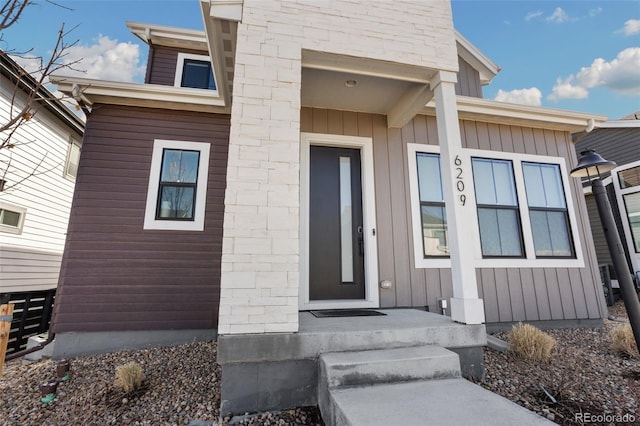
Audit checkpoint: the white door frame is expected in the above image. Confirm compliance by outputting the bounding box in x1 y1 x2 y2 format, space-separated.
299 132 379 310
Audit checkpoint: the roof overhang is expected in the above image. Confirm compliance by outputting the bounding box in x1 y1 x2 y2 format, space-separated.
49 75 229 114
598 120 640 128
126 21 209 51
424 96 608 133
455 30 500 85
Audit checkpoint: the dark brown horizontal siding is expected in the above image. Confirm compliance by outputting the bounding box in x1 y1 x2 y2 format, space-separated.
53 104 230 333
146 46 210 86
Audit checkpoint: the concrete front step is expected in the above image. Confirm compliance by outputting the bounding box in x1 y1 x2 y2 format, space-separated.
330 378 555 426
318 345 462 426
320 345 461 389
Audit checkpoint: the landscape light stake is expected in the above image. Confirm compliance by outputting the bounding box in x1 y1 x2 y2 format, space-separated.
571 150 640 354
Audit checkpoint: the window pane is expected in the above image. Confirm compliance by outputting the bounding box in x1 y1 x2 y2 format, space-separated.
421 205 448 256
417 153 443 202
159 186 195 219
624 192 640 252
339 156 353 282
182 59 216 90
530 210 572 256
478 208 522 256
0 209 20 227
161 150 200 183
523 162 565 208
619 166 640 189
65 142 81 178
472 158 516 206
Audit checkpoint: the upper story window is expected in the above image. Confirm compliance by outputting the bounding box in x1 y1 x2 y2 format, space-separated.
64 138 81 180
0 201 26 234
174 53 216 91
143 139 210 231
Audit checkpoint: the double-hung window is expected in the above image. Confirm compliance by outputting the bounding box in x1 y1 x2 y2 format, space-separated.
144 140 210 231
523 162 574 257
416 152 448 257
64 138 81 180
472 158 523 257
174 53 216 91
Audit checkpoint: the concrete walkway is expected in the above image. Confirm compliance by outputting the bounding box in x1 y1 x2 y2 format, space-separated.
330 378 554 426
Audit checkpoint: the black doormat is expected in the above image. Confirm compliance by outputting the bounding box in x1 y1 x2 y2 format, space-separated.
310 309 387 318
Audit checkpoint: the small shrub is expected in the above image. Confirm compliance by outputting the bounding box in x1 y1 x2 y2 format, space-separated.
610 324 639 358
115 362 144 393
508 322 556 362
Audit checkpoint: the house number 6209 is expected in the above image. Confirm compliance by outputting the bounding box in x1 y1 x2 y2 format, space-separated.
454 155 466 206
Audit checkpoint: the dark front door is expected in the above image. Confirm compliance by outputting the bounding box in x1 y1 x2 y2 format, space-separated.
309 146 365 300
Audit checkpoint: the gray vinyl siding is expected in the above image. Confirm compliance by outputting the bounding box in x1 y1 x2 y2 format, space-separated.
52 105 230 333
146 46 211 86
455 57 482 98
301 107 606 322
575 128 640 168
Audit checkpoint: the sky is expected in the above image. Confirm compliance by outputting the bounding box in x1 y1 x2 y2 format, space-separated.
2 0 639 120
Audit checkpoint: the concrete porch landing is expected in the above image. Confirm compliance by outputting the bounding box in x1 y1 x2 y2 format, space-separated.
217 309 487 416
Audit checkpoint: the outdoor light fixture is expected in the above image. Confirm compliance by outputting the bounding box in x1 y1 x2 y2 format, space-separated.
571 150 640 354
344 79 357 88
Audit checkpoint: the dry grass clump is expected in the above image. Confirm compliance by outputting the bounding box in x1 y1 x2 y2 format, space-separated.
610 323 639 358
508 322 556 363
115 362 144 393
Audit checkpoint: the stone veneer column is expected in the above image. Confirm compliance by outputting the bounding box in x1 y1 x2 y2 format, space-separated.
431 70 485 324
217 19 303 334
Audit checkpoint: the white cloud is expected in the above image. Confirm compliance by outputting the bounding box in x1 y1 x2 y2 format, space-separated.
60 36 145 82
525 11 543 21
548 77 589 101
589 7 602 17
547 7 569 23
549 47 640 101
620 19 640 36
494 88 542 106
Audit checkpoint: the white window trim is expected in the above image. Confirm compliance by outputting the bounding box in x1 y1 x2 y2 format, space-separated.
63 137 81 181
174 52 219 97
0 201 27 235
611 160 640 273
299 132 379 310
407 143 585 268
143 139 210 231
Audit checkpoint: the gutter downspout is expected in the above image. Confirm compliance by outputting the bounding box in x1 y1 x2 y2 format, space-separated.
71 84 92 115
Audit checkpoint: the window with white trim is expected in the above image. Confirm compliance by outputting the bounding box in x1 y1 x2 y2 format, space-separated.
522 162 574 257
174 53 216 91
407 144 583 268
472 158 523 257
0 201 26 234
143 140 210 231
64 138 81 180
416 152 449 257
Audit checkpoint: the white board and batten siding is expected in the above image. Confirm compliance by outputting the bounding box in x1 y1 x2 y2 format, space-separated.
0 73 83 293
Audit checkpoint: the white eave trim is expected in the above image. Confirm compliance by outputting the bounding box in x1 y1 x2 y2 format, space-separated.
598 120 640 128
50 75 228 114
126 21 209 50
424 95 607 132
455 30 501 85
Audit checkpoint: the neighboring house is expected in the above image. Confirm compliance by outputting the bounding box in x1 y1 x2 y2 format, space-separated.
50 0 609 415
575 112 640 285
0 53 85 295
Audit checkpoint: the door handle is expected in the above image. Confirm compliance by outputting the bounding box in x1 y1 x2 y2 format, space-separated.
357 225 364 256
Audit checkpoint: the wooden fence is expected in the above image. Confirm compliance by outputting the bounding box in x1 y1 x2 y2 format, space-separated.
0 289 56 356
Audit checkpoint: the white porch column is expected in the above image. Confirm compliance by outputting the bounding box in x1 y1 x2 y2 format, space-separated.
430 71 485 324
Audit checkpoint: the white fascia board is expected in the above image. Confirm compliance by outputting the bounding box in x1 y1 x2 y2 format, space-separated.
203 0 244 22
200 1 230 105
126 21 208 50
598 120 640 128
50 75 228 113
455 30 501 85
423 95 608 132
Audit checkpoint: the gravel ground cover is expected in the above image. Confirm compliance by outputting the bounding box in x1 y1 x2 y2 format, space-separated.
1 300 638 425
